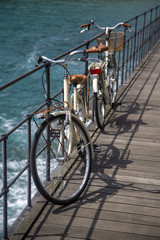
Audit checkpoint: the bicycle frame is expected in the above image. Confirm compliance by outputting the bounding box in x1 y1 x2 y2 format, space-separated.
81 20 131 105
71 85 86 121
37 53 94 157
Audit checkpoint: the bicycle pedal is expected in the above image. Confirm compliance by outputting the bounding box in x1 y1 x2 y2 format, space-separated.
93 144 101 152
112 102 122 108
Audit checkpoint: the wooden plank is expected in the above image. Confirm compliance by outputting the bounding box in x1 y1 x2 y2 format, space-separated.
25 224 160 240
86 184 160 201
37 214 160 237
53 207 160 228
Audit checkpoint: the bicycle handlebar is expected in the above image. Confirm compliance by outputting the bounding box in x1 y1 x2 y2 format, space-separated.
36 50 86 67
80 20 131 32
36 49 104 67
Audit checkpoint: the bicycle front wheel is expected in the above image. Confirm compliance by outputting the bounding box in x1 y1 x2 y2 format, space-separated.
30 113 92 205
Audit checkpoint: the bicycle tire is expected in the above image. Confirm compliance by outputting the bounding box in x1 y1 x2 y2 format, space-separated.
94 92 106 129
30 112 92 205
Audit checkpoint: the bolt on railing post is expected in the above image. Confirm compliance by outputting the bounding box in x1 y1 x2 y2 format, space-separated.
27 115 32 208
2 135 9 240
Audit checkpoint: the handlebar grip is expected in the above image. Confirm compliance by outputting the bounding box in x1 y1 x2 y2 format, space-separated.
36 56 43 67
123 22 131 28
80 23 90 28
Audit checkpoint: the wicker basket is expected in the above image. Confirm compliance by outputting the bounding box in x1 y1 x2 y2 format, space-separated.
96 32 125 53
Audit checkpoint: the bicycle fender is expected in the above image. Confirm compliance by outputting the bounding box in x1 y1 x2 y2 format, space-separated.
92 75 98 93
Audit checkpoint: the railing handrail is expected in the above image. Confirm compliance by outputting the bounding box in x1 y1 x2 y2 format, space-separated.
0 33 104 92
0 5 160 240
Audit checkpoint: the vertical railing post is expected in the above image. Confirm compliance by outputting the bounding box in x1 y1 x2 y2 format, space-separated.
84 40 90 76
45 63 51 181
117 50 120 84
155 7 158 43
125 39 129 80
121 27 127 84
129 37 133 76
27 115 32 208
157 6 160 40
2 135 9 240
141 12 146 60
135 30 140 68
149 8 153 50
132 16 138 71
45 63 51 106
154 7 159 44
158 6 160 40
158 7 160 40
84 41 90 115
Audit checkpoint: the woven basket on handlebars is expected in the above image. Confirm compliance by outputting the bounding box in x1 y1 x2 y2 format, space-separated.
96 32 125 53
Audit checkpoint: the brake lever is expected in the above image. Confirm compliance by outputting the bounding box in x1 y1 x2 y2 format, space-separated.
80 26 90 33
80 28 87 33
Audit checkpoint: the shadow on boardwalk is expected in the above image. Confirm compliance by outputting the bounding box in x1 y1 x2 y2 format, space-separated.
11 40 160 240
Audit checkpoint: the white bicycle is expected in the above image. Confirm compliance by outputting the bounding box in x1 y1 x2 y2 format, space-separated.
80 20 131 129
30 51 94 205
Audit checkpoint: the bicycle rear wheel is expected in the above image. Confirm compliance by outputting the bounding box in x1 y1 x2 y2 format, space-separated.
30 112 92 205
94 92 106 129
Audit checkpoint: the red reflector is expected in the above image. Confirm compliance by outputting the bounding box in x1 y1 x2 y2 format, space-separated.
90 68 101 75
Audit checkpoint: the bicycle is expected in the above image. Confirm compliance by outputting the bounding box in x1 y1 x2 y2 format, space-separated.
80 20 131 129
30 50 94 205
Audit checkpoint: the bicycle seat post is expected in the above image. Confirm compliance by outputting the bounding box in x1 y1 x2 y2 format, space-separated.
63 65 70 109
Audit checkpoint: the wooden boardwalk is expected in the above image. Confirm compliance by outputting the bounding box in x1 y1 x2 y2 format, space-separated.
11 40 160 240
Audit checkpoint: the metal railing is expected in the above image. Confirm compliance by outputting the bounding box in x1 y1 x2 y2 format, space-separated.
0 5 160 239
123 6 160 81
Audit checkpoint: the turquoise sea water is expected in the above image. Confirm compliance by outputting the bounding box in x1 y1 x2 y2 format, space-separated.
0 0 160 237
